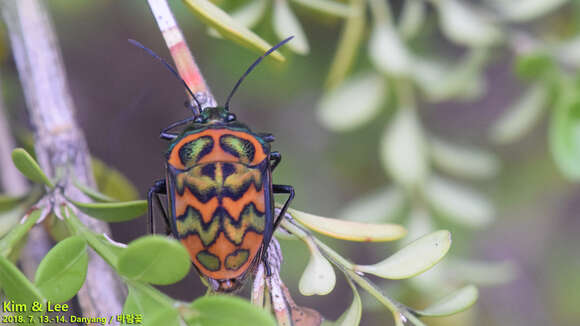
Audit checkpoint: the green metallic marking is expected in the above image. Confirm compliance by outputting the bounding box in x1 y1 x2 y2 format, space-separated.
225 249 250 271
220 135 255 164
176 206 220 246
196 251 220 271
178 136 213 167
223 203 265 245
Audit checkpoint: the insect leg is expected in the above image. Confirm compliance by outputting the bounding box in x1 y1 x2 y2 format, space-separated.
160 117 196 140
261 184 295 276
147 179 167 234
272 184 294 230
270 151 281 171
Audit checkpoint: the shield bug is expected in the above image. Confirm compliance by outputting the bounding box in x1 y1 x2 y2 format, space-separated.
132 37 295 292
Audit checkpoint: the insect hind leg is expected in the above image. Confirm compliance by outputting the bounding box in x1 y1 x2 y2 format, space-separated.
147 179 171 235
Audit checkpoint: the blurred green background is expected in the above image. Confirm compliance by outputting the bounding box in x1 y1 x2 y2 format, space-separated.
2 0 579 325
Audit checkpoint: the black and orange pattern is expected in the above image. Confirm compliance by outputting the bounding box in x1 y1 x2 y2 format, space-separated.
165 124 273 290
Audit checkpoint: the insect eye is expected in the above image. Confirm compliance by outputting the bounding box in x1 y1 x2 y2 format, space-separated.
226 113 236 122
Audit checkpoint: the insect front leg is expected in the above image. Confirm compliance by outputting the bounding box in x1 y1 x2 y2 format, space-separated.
270 151 281 171
147 179 171 235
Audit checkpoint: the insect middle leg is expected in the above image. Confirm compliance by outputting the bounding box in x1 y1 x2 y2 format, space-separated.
262 184 295 276
147 179 172 235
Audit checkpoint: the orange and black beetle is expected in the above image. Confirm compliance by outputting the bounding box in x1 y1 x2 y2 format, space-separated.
142 38 294 292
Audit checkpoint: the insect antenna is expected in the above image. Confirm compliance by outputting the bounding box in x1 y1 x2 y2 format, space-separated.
224 36 294 110
128 39 202 116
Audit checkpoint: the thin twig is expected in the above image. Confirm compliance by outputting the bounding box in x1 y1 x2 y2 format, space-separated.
147 0 217 109
1 0 125 318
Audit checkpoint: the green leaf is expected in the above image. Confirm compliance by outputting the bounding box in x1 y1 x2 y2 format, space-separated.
299 237 336 295
183 0 285 62
73 179 116 202
118 236 190 285
415 285 478 317
11 148 53 188
424 176 494 228
34 236 88 303
355 230 452 279
412 50 489 102
225 0 267 29
515 53 555 80
317 72 386 131
124 284 180 326
436 0 501 47
273 0 309 55
549 84 580 180
380 107 428 188
325 0 365 89
368 22 410 77
429 137 500 179
491 0 569 22
92 158 140 201
334 278 361 326
0 209 44 257
289 207 406 242
339 186 406 223
398 0 425 40
0 209 23 238
490 83 549 144
447 259 517 285
291 0 353 17
69 199 146 222
0 195 25 212
190 295 276 326
0 255 45 305
403 208 434 248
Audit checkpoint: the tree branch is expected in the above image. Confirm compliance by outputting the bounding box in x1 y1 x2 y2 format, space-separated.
1 0 125 317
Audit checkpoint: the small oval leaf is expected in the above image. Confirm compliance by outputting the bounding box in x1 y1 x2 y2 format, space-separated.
299 240 336 296
0 255 45 304
429 137 500 179
11 148 53 187
317 72 386 131
549 85 580 180
436 0 501 47
416 285 478 317
339 186 406 223
69 199 146 222
35 236 88 303
289 208 406 242
292 0 354 17
493 0 569 22
398 0 426 40
380 107 428 188
0 195 25 212
356 230 452 279
273 0 310 55
490 83 549 144
73 180 116 202
118 236 190 285
424 176 494 228
334 278 362 326
183 0 285 62
190 295 276 326
368 22 410 76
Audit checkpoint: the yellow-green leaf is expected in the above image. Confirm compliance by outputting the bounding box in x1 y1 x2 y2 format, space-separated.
415 285 478 317
429 137 500 179
273 0 309 55
368 22 410 76
436 0 501 47
292 0 354 17
69 199 147 222
11 148 53 187
183 0 285 62
299 238 336 295
356 230 451 279
317 72 386 131
334 277 361 326
0 195 25 212
289 207 406 242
